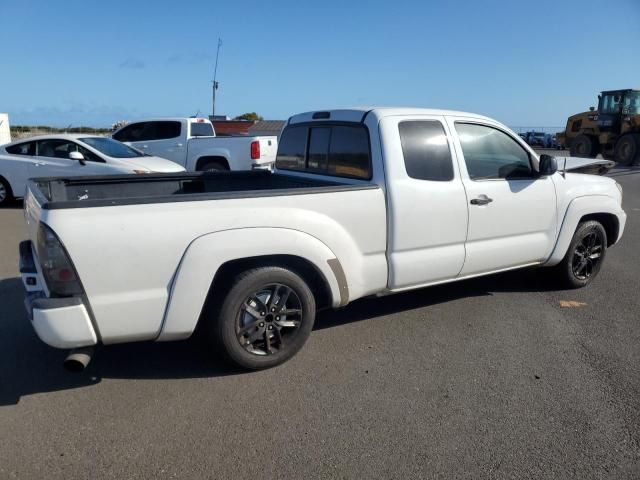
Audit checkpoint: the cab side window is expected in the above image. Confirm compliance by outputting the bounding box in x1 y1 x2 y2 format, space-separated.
113 121 181 142
6 141 36 156
36 140 77 159
399 121 454 181
113 122 148 142
455 123 533 180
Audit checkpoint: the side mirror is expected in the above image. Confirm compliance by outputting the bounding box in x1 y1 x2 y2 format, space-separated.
589 106 595 111
538 154 557 176
69 151 86 165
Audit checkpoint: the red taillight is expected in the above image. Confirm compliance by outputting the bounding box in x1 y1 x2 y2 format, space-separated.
250 141 260 160
36 223 84 296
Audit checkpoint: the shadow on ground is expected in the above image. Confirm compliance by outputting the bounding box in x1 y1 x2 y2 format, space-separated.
0 268 558 405
0 199 24 210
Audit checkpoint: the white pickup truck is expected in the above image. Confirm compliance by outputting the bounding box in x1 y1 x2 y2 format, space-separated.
20 108 626 371
112 117 277 171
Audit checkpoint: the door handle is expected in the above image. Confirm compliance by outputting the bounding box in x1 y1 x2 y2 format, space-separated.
176 143 183 147
470 196 493 206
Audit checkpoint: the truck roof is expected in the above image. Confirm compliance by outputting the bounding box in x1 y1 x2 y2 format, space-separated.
288 107 495 125
119 117 211 124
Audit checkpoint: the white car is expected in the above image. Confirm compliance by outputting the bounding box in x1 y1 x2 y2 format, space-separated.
112 118 278 171
20 108 626 371
0 134 185 205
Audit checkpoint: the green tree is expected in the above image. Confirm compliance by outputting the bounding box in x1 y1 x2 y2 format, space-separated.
233 112 263 121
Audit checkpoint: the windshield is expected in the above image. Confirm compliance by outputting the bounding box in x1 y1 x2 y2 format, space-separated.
79 137 145 158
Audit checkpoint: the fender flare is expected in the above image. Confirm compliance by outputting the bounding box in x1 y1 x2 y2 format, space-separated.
157 227 345 341
545 195 625 266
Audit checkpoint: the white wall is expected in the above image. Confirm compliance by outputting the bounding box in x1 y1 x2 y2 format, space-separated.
0 114 10 145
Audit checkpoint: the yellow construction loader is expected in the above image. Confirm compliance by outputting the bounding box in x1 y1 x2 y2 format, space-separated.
557 89 640 165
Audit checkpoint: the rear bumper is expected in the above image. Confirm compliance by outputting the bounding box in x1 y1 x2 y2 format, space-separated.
251 161 274 171
20 241 97 349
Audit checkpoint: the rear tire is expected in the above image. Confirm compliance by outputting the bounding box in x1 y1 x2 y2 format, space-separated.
554 220 607 289
209 267 316 370
570 134 599 158
199 160 229 172
0 177 14 207
614 134 640 166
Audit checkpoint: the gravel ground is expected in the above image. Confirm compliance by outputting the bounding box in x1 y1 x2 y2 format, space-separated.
0 165 638 479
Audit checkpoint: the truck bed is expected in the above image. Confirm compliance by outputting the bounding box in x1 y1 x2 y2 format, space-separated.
30 170 376 209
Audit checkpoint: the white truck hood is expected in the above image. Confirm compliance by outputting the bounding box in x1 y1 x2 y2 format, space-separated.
555 156 616 175
117 155 186 173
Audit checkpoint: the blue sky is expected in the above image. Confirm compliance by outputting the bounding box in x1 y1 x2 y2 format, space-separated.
1 0 638 127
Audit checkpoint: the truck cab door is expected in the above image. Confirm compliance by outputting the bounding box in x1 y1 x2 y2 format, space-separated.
382 115 468 289
113 121 185 165
448 120 557 276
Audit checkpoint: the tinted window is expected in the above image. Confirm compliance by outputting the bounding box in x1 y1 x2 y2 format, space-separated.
455 123 532 180
399 121 453 181
307 127 330 171
152 121 181 140
276 126 307 170
113 123 145 142
5 141 35 156
36 140 77 159
190 122 214 137
327 126 371 179
113 121 181 142
276 124 371 179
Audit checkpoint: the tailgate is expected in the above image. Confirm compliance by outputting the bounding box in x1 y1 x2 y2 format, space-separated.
256 136 278 165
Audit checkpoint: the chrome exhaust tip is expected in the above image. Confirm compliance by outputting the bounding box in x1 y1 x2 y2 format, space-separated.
64 347 94 372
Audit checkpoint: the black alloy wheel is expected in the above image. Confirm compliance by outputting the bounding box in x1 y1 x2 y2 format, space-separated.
554 220 607 289
571 230 604 281
211 266 316 369
236 283 303 356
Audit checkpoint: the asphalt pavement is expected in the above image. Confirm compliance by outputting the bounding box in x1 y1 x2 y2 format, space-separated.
0 164 639 479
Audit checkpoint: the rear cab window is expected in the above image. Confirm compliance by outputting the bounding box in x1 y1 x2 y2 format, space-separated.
276 123 372 180
190 121 214 137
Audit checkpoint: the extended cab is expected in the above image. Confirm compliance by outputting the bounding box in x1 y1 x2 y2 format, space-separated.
20 108 626 371
112 118 277 171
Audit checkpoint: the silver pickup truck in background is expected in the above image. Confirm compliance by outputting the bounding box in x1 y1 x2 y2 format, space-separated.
113 117 277 171
21 107 626 371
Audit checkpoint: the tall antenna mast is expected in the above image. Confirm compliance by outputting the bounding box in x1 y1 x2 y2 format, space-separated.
212 38 223 117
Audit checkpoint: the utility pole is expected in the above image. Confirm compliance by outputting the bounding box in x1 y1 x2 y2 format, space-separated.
212 38 223 117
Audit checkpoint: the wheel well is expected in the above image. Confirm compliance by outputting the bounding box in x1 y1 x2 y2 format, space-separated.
196 156 229 171
580 213 619 247
206 255 333 311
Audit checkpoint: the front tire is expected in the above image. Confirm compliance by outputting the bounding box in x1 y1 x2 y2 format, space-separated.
210 267 316 370
555 220 607 289
570 134 599 158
